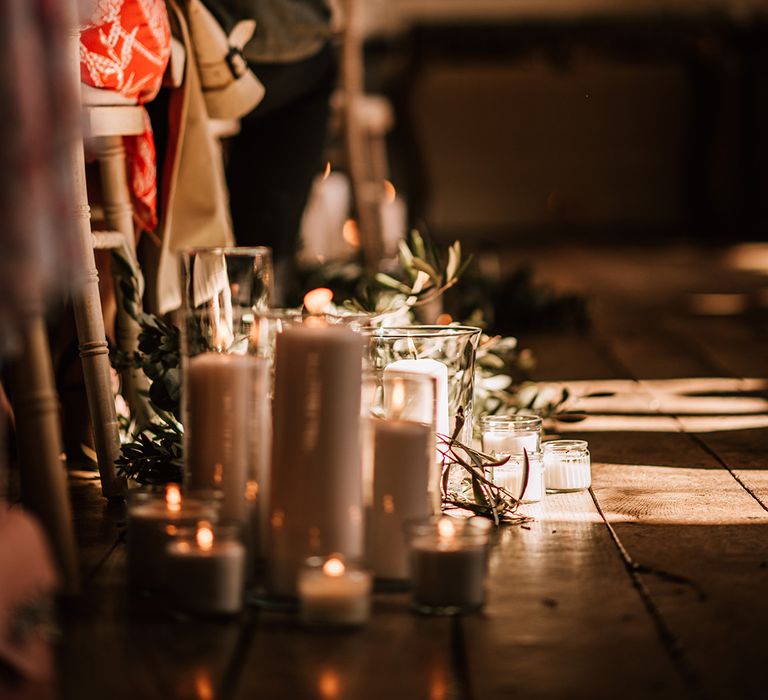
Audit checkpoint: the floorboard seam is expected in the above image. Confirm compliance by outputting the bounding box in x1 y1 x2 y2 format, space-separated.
684 432 768 513
217 607 258 700
82 532 123 589
451 618 475 700
589 488 707 700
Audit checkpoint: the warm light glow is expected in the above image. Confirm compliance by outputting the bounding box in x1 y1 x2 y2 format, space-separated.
213 463 223 485
196 522 214 551
318 668 340 700
383 180 396 204
435 313 453 325
383 494 395 514
342 219 360 248
245 480 259 501
194 668 214 700
166 484 182 513
304 287 334 314
323 161 331 180
391 378 407 416
322 557 346 577
437 518 456 539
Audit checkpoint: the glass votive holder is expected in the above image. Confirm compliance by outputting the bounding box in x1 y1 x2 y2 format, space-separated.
480 414 542 457
126 486 219 592
165 521 246 616
407 517 492 616
297 554 372 628
543 440 591 492
492 452 545 503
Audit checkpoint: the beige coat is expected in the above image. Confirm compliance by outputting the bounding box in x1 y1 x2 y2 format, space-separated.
155 0 234 314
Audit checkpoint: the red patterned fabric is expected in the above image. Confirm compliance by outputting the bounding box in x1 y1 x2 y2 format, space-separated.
80 0 171 232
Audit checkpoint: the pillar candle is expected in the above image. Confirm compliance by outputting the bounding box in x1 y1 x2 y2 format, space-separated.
383 359 449 438
267 322 363 597
186 353 268 524
368 419 432 580
298 556 371 627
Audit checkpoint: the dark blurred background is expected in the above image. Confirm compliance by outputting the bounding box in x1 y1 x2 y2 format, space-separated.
359 1 768 246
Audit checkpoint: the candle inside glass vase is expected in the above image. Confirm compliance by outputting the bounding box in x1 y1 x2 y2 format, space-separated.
166 522 246 616
127 485 217 592
408 517 491 615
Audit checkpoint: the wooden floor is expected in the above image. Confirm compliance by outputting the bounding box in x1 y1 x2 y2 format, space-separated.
58 242 768 700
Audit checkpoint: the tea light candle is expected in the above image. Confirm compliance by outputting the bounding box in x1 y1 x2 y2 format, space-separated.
166 522 246 615
298 555 372 627
384 359 449 438
543 440 591 492
409 518 490 614
492 452 545 503
127 486 217 591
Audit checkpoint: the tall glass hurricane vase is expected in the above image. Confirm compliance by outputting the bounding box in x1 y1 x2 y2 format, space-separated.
180 247 274 563
365 326 482 444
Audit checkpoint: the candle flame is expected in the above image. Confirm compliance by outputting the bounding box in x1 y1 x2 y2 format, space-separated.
196 522 214 551
391 378 406 417
384 180 396 204
436 313 453 325
437 518 456 539
323 161 331 180
323 556 346 577
342 219 360 248
304 287 333 315
166 484 182 513
245 480 259 501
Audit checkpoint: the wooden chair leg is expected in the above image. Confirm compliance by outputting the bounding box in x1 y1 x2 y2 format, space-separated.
67 28 125 501
93 134 153 428
12 308 80 596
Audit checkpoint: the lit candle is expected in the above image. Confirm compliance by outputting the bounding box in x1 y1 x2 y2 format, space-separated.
299 166 353 262
166 522 246 615
186 350 268 524
126 485 216 591
267 290 364 597
379 180 407 257
368 379 434 580
409 518 490 614
298 555 372 627
383 359 449 438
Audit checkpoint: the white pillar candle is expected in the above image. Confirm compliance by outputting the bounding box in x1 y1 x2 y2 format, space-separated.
379 189 407 258
383 359 449 438
166 523 246 615
298 555 372 627
299 171 353 262
268 318 364 597
186 353 268 524
368 419 432 580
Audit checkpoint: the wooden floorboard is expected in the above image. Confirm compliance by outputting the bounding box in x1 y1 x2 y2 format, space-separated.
461 492 688 699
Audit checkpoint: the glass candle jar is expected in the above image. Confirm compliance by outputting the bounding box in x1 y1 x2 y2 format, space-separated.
166 522 246 616
492 451 545 503
297 554 372 628
126 486 218 592
543 440 591 492
480 414 542 457
407 517 491 615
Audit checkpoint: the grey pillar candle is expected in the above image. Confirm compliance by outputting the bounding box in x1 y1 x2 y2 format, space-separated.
267 314 364 597
186 353 268 524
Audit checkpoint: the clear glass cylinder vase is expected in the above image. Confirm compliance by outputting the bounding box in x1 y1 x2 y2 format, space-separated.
179 247 274 562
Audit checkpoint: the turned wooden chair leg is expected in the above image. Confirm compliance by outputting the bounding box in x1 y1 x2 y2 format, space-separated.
92 134 153 428
12 307 80 595
68 27 125 501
